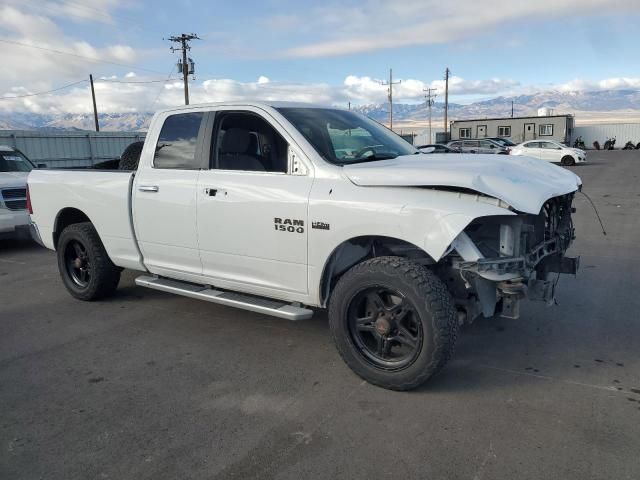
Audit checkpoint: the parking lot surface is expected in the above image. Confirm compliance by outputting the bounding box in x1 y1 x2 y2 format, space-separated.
1 150 640 479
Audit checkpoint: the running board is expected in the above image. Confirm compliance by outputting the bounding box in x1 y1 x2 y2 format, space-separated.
135 275 313 321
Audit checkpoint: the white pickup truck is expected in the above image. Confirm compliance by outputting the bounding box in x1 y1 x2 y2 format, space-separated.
28 102 581 390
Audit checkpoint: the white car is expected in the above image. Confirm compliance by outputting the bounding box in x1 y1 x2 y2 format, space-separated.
0 146 34 239
28 102 582 390
510 140 586 166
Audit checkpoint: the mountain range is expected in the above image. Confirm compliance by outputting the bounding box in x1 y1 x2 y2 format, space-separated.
1 89 639 131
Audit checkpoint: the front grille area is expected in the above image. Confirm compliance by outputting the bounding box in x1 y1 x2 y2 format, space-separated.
1 188 27 211
541 193 574 241
1 188 26 199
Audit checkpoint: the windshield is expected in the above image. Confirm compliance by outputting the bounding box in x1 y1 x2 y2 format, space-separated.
276 107 417 165
0 151 33 172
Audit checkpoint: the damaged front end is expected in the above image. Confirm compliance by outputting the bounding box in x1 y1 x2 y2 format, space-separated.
441 193 579 322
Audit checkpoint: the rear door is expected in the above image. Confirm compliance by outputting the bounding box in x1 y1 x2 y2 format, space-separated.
132 111 206 275
196 107 314 296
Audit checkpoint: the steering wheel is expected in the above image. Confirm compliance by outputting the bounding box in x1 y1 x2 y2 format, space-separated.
353 147 377 158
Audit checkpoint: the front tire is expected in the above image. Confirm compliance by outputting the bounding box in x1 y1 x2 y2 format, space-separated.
56 222 121 301
561 155 575 166
328 257 459 391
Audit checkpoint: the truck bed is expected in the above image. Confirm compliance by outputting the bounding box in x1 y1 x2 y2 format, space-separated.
28 169 144 270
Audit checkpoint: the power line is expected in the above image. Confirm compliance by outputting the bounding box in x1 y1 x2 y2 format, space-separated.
150 65 178 109
96 78 180 84
62 0 141 25
0 38 165 74
19 2 152 35
0 79 87 100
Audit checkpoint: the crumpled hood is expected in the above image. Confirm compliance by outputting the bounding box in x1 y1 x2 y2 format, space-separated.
343 153 582 214
0 171 29 189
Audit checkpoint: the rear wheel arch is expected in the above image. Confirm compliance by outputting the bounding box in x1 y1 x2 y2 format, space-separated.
319 236 435 307
53 208 92 249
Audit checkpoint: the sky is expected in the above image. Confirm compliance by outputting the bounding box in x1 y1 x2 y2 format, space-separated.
1 0 640 115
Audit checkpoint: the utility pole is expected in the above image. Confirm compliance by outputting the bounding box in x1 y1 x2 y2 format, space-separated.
511 100 514 118
443 68 450 136
423 87 437 144
380 68 401 130
89 74 99 132
167 33 200 105
348 101 351 110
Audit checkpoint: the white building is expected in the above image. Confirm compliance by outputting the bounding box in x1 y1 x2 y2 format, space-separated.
450 112 574 144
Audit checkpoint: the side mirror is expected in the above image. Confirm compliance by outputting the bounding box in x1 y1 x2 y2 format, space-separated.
490 145 495 149
37 163 47 169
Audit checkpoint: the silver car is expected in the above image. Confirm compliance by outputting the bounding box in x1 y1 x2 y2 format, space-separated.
447 139 509 154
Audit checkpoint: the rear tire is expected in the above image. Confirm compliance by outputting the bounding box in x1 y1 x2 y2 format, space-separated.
561 155 575 166
328 257 459 391
56 222 121 301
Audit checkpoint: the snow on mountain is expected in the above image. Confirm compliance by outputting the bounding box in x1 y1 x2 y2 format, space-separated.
0 89 638 131
0 112 153 132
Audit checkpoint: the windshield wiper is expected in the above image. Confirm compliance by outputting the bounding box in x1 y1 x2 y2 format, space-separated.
345 154 399 164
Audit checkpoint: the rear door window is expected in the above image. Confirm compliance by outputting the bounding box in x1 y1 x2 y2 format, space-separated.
154 112 204 169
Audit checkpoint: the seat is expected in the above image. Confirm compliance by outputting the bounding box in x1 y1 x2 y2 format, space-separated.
218 128 265 171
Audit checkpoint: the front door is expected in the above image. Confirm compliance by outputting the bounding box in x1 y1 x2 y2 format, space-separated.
196 108 314 296
133 111 205 275
524 123 536 141
477 125 487 138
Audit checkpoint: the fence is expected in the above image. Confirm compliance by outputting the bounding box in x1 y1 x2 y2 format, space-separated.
0 130 146 168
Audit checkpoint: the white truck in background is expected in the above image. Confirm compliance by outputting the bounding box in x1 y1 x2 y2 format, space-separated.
28 102 582 390
0 146 36 240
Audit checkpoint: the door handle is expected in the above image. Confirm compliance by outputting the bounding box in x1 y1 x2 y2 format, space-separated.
204 188 218 197
138 185 159 192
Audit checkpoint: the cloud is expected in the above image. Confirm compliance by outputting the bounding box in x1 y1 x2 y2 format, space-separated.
3 73 637 116
341 75 521 103
557 77 640 92
0 3 138 94
2 0 126 24
278 0 640 57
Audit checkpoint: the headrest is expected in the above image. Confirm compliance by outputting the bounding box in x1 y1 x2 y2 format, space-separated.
221 128 251 154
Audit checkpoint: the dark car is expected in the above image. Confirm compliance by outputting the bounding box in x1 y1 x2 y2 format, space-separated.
417 144 460 153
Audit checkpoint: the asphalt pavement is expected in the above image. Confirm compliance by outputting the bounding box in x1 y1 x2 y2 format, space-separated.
1 150 639 479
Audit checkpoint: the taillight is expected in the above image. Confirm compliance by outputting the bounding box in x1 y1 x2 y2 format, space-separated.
26 184 33 214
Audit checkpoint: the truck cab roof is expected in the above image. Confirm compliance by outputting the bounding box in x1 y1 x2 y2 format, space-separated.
155 101 337 115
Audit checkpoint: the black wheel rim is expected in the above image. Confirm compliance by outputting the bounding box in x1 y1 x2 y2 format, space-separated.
347 287 423 370
64 240 91 288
